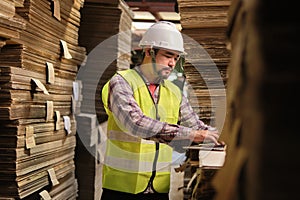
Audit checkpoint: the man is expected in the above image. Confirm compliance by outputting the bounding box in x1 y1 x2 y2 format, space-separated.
101 21 221 200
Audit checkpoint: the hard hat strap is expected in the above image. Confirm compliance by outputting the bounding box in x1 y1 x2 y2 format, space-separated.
150 48 158 76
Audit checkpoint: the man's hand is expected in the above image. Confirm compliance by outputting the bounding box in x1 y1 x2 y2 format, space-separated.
190 129 221 145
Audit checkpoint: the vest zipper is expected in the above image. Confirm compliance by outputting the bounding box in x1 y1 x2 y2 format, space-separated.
144 142 159 193
145 82 160 193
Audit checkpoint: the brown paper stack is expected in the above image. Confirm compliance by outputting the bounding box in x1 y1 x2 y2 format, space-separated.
0 0 25 48
75 0 133 199
75 113 103 200
178 0 231 126
0 0 86 199
177 1 231 199
77 0 133 122
213 0 300 199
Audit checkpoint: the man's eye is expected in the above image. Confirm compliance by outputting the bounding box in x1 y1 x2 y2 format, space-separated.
164 55 174 59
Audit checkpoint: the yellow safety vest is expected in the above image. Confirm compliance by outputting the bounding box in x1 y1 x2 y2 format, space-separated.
101 69 182 194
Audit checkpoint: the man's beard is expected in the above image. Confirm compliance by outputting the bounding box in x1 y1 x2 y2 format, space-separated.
157 66 173 80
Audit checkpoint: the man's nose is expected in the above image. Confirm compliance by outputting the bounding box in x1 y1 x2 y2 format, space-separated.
168 58 176 67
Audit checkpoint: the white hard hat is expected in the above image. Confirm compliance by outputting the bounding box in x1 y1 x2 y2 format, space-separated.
139 21 185 54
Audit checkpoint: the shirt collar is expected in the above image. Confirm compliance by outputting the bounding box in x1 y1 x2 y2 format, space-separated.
134 66 166 86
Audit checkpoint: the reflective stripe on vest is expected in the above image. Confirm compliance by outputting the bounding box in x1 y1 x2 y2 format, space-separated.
105 130 172 172
101 69 182 194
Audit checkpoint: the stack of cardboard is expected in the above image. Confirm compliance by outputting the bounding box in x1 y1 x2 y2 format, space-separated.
75 0 133 199
13 0 25 7
0 0 25 48
77 0 133 121
177 1 231 199
213 0 300 199
0 0 86 199
182 144 226 200
177 0 230 125
75 113 103 200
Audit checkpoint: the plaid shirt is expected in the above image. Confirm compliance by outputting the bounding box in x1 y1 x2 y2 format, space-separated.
106 67 209 148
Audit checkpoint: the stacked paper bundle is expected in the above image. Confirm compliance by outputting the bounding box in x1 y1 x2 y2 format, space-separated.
75 113 103 200
177 1 231 199
0 0 25 48
178 0 230 125
0 0 86 199
78 0 133 122
75 0 133 199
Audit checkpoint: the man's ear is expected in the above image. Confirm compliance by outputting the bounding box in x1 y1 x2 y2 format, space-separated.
144 48 151 57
